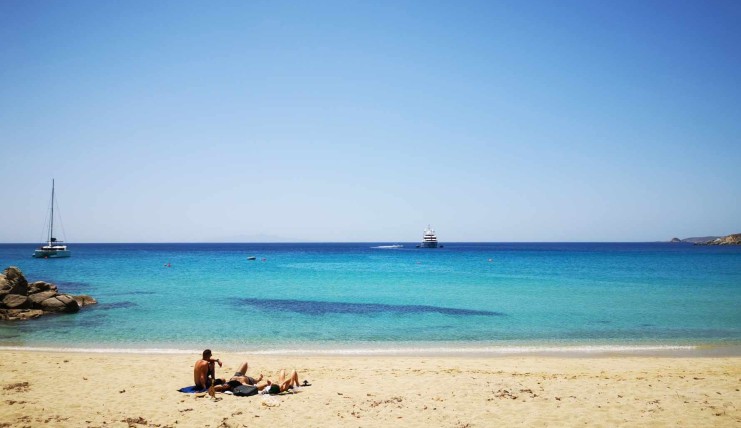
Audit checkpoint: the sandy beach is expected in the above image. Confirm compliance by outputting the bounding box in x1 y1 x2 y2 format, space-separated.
0 351 739 427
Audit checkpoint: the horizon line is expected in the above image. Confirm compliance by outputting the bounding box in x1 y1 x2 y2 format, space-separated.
1 240 709 245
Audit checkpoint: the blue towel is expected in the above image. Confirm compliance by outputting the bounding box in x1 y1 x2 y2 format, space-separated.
178 385 207 393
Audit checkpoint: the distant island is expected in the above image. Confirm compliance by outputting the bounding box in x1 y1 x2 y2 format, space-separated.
669 233 741 245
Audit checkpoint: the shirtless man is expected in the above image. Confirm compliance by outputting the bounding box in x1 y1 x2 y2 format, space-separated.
193 349 224 390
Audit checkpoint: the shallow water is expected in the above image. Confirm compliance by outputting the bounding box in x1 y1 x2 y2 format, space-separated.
1 242 740 355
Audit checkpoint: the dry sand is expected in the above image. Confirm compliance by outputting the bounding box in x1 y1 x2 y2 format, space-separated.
0 350 739 427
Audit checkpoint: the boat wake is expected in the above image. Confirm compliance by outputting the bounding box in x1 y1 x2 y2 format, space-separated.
371 245 404 249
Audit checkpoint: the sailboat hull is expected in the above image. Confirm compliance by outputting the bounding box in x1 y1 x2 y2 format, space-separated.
32 249 71 258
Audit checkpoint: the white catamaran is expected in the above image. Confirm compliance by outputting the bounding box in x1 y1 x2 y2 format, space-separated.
32 180 71 258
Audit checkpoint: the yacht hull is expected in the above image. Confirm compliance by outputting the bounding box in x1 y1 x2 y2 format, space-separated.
32 249 71 258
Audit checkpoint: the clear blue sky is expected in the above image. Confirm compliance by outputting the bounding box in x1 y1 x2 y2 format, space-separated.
1 0 739 242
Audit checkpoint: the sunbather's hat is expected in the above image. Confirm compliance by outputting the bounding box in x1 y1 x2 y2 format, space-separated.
302 380 311 387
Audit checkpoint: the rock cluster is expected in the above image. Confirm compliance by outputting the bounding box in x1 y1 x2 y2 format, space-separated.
695 233 741 246
0 266 96 321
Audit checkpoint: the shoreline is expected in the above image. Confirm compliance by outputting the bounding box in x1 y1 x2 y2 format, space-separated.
3 341 741 358
1 350 739 427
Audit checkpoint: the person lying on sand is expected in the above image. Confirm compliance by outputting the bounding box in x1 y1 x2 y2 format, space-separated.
193 349 225 390
255 369 302 395
225 361 263 388
193 360 304 395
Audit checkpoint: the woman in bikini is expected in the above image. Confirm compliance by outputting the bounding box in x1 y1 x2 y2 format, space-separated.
255 369 302 394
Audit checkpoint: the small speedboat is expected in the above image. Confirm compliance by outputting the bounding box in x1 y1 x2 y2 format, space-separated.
247 256 257 260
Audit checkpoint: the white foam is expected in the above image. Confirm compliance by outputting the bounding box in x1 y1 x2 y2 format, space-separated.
246 344 698 356
0 344 704 356
0 346 198 355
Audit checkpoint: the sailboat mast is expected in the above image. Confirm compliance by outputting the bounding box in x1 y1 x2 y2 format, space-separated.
49 179 55 244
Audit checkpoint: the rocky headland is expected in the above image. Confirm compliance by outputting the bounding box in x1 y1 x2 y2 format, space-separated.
0 266 96 321
692 233 741 245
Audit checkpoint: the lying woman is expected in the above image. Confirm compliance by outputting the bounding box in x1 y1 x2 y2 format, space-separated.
256 369 302 395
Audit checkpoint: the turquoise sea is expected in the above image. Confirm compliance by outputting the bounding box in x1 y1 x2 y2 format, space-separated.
1 243 740 355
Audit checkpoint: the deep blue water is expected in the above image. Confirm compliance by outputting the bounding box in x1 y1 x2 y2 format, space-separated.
1 242 740 354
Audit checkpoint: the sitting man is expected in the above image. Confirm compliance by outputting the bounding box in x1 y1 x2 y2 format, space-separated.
193 349 224 390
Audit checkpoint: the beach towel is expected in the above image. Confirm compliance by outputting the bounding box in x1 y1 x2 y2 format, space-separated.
178 385 207 393
232 384 258 396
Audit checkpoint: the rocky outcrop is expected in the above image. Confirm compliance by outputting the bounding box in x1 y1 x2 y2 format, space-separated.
0 266 97 321
3 294 29 309
74 295 97 307
695 233 741 246
0 266 28 295
1 309 44 320
670 237 682 243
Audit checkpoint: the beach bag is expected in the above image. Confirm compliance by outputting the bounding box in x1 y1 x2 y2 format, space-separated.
232 384 258 397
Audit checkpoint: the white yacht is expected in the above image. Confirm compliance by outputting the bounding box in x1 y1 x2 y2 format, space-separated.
32 180 71 258
417 225 440 248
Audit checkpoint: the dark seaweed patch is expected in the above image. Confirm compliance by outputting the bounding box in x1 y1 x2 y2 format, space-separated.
89 302 139 311
104 291 157 297
234 298 503 317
